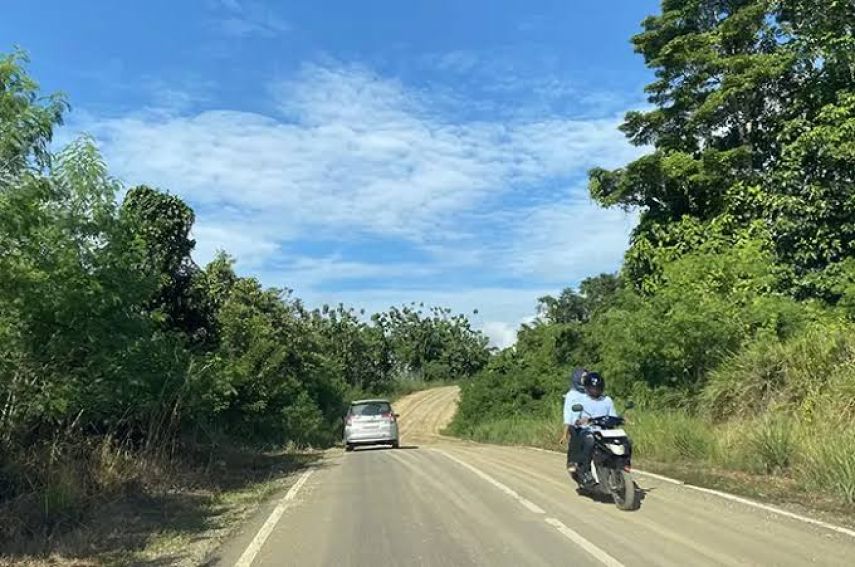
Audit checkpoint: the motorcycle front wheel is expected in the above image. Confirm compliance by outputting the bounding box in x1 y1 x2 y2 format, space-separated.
608 469 640 511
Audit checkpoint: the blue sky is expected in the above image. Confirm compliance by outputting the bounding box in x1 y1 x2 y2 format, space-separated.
2 0 658 346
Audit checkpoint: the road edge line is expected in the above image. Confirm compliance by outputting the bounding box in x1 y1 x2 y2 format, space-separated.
684 484 855 538
234 469 314 567
523 445 855 538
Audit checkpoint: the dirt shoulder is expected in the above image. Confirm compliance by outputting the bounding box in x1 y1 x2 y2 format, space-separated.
0 446 319 567
634 459 855 530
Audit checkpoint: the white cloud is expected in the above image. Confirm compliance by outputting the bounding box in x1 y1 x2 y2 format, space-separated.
481 320 521 349
509 196 638 283
88 64 637 248
427 50 481 74
260 257 437 289
191 222 279 268
74 61 644 346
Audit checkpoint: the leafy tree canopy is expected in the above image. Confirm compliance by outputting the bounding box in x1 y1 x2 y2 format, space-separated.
589 0 855 297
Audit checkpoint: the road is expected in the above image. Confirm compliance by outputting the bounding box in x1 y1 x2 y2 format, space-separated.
214 386 855 566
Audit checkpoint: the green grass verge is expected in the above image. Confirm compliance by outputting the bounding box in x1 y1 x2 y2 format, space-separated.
448 409 855 518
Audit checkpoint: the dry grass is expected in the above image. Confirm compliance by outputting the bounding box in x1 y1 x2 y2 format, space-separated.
0 437 318 566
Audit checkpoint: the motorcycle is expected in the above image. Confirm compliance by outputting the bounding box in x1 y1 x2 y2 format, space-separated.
569 403 640 511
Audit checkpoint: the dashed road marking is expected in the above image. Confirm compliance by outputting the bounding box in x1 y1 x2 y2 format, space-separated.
435 449 546 514
435 449 626 567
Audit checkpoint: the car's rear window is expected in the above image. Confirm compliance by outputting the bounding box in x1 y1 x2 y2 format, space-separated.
350 402 391 416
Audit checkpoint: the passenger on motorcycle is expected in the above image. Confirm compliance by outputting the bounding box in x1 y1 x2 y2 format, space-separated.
560 368 588 473
570 372 617 487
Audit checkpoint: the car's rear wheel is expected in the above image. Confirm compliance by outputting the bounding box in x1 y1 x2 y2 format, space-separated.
392 440 400 449
345 444 354 452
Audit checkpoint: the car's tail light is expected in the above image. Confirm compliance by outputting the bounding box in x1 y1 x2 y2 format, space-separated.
381 412 395 422
345 416 353 426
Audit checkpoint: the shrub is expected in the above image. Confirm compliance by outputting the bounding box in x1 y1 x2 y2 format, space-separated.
799 425 855 505
750 416 797 474
703 321 855 421
588 238 812 398
627 411 716 462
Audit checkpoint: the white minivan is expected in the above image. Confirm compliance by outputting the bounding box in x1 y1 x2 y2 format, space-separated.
344 399 399 451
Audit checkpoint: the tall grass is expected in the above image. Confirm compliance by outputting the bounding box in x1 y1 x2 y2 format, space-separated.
450 322 855 508
749 416 796 474
447 404 564 451
628 411 716 462
0 436 142 545
0 432 316 557
703 322 855 421
451 406 855 507
799 424 855 504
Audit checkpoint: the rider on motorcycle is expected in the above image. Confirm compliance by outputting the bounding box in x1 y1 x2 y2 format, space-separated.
570 372 617 487
561 367 588 473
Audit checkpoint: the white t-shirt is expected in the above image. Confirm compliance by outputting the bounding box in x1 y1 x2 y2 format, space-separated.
568 394 618 428
563 389 586 425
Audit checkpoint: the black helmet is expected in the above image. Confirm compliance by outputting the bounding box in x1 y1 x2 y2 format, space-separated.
584 372 605 396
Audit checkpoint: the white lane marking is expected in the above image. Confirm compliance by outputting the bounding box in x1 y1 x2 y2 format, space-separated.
632 469 684 485
435 449 545 514
524 445 855 537
424 450 627 567
685 485 855 539
545 517 626 567
234 469 314 567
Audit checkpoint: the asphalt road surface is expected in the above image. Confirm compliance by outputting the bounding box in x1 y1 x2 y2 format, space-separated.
214 386 855 566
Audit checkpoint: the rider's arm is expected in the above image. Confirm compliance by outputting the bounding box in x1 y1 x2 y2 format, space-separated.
607 397 618 418
560 393 574 443
562 392 576 426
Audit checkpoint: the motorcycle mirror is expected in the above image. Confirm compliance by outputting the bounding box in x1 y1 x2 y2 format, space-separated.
625 401 635 410
571 404 584 412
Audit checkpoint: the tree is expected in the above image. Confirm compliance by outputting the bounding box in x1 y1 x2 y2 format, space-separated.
0 50 67 176
210 277 345 445
121 186 216 346
537 274 622 324
588 236 811 397
308 304 394 392
537 289 587 324
589 0 855 295
379 305 490 381
0 137 187 437
773 92 855 298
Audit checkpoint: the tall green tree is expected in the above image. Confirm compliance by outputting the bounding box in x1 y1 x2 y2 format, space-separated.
0 137 186 438
537 273 622 324
589 0 855 295
121 186 216 346
0 50 67 176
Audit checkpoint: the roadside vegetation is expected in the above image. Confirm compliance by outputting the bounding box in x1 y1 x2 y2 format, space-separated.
451 0 855 511
0 50 490 562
